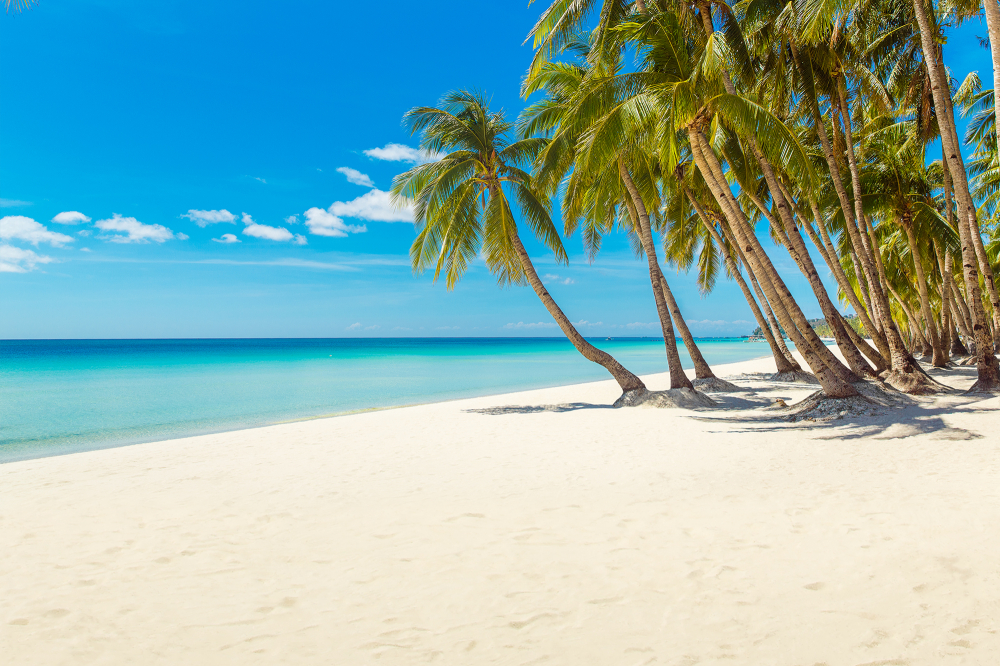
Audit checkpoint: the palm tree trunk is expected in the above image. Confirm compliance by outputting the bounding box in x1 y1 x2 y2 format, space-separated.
913 0 1000 390
934 243 953 364
508 230 647 396
902 220 947 366
754 194 873 379
724 221 803 370
981 0 1000 349
659 275 715 379
619 161 694 390
689 128 858 397
687 190 801 373
804 202 890 366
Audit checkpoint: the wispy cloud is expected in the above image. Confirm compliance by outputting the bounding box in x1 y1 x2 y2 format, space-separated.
543 273 575 285
52 211 91 225
0 244 55 273
0 216 74 246
503 321 557 329
303 208 367 238
0 198 32 208
212 233 241 244
346 322 362 331
252 176 267 184
363 143 443 164
241 213 306 244
336 167 375 188
95 214 178 243
182 209 235 227
624 322 657 329
573 320 603 327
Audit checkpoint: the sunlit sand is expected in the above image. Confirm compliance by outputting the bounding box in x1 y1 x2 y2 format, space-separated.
3 352 999 664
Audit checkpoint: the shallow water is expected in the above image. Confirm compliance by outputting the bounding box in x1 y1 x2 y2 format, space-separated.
0 337 772 463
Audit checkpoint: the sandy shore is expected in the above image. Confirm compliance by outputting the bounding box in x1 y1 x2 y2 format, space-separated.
3 353 1000 664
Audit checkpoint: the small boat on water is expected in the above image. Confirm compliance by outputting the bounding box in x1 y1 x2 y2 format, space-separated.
746 334 765 342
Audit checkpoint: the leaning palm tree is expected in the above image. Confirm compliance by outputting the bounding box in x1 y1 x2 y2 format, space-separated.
391 90 647 402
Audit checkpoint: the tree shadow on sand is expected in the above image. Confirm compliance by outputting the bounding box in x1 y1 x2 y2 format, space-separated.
692 390 997 441
466 403 613 415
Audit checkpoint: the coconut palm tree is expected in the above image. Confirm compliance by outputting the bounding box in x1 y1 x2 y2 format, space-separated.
391 90 647 401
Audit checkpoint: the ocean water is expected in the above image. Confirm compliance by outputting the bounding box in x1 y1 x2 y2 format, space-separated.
0 337 771 463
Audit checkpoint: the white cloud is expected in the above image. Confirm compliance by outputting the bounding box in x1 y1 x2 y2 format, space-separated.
365 324 381 331
573 320 603 327
253 176 267 184
243 213 306 245
284 215 299 224
213 233 241 244
182 209 235 227
363 143 443 164
303 207 367 238
503 321 557 329
625 322 658 329
80 247 92 252
543 273 575 285
77 229 91 237
52 211 91 225
329 189 413 222
336 167 375 188
0 215 74 246
0 198 32 208
95 214 176 243
0 244 55 273
346 322 362 331
435 326 460 330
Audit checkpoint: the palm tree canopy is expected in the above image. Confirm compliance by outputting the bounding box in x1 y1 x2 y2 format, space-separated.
391 91 567 290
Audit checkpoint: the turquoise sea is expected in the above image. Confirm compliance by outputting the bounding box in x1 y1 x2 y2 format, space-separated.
0 337 770 463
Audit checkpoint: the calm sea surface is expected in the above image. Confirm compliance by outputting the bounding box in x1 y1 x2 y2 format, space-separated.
0 337 770 463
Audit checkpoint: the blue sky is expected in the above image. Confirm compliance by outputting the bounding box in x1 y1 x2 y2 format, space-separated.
0 1 993 339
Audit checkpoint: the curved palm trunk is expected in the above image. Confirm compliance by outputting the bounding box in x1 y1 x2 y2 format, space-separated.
689 129 858 397
902 220 947 366
659 276 715 379
795 44 931 391
805 202 890 368
754 192 874 379
980 0 1000 350
619 162 694 390
687 190 800 373
913 0 1000 391
508 231 646 396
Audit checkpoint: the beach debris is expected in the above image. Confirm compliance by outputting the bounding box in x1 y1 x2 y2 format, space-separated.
692 377 746 393
613 387 716 409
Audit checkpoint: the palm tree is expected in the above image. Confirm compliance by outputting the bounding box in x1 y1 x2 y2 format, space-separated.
391 90 648 401
910 0 1000 390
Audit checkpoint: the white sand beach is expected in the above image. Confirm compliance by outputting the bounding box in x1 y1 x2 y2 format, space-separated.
3 353 1000 665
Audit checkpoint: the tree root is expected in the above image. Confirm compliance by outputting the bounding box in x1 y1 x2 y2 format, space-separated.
614 387 716 409
777 380 910 423
692 377 746 393
879 366 950 395
769 370 820 384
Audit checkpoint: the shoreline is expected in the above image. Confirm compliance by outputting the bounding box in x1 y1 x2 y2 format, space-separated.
3 352 999 664
0 338 764 465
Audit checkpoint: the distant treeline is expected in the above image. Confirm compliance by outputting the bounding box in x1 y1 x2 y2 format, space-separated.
752 316 865 339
